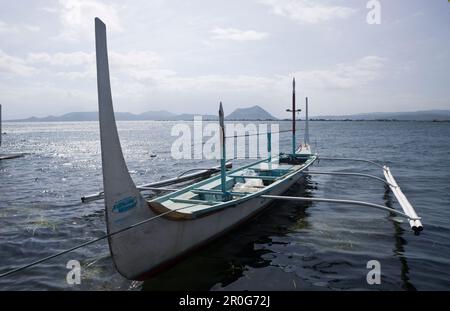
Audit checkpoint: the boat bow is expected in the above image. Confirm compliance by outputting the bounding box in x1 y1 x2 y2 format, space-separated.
95 17 156 278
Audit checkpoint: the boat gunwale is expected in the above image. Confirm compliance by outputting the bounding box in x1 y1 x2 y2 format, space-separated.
149 154 317 219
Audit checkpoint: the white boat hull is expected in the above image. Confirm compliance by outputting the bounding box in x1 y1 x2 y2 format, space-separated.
110 166 311 279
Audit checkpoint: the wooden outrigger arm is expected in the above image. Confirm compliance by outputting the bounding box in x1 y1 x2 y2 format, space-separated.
318 156 386 170
307 170 394 187
262 195 420 220
315 156 423 232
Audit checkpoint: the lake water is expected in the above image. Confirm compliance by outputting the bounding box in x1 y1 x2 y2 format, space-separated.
0 120 449 290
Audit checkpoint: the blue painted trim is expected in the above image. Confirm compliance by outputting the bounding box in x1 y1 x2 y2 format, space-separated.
151 154 318 216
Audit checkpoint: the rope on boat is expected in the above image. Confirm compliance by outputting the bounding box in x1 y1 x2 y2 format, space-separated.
225 128 297 139
189 128 302 147
0 203 202 279
1 189 420 278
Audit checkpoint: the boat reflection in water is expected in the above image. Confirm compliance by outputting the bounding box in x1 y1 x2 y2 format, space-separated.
384 188 417 291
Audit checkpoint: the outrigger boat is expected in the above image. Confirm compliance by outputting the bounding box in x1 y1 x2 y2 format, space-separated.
93 18 422 280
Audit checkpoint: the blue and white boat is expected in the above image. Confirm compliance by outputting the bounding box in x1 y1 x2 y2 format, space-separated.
95 18 316 280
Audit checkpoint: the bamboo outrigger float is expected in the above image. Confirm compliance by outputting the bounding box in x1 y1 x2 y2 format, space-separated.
93 18 422 280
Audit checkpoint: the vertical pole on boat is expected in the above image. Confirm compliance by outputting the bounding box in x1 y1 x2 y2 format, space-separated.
219 102 230 200
267 129 272 169
305 97 310 146
286 78 301 155
292 78 296 154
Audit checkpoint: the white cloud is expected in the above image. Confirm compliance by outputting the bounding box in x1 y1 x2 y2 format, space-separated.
51 0 123 41
0 43 385 116
24 50 383 91
261 0 356 23
25 50 166 81
0 20 17 34
210 27 269 41
23 25 40 32
108 50 175 83
109 51 164 76
27 51 94 66
292 56 386 89
0 50 37 76
1 39 386 91
0 20 40 34
130 56 385 92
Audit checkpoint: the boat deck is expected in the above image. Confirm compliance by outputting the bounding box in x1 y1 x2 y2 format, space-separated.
149 155 315 218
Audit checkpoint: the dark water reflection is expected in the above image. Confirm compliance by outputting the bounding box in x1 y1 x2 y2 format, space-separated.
384 188 416 291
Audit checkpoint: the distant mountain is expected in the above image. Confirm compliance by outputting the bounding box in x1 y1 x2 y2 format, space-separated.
9 110 218 122
12 111 134 122
313 110 450 121
225 105 278 120
11 107 448 122
138 110 177 120
8 105 278 122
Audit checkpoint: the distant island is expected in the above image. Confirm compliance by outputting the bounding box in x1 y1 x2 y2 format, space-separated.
5 108 450 122
311 110 450 122
7 105 279 122
226 105 277 120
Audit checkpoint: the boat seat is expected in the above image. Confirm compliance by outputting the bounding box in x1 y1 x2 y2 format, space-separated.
170 198 220 205
197 176 234 191
252 167 292 172
191 189 249 197
228 174 279 180
252 163 295 171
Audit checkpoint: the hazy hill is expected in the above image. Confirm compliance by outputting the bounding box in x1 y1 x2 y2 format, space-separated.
8 105 277 122
225 105 278 120
314 110 450 121
9 108 450 122
10 111 217 122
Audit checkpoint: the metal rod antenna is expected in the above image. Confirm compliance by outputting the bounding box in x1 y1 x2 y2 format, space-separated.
286 78 301 154
305 97 310 145
219 102 230 201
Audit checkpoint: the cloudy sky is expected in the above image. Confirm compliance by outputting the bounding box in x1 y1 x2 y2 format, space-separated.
0 0 449 119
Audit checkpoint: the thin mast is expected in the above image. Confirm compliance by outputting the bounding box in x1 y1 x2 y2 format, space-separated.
219 102 229 200
305 97 309 145
0 104 2 147
286 78 300 154
292 78 295 154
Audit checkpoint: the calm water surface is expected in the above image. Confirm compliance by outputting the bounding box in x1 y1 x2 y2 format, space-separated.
0 121 449 290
